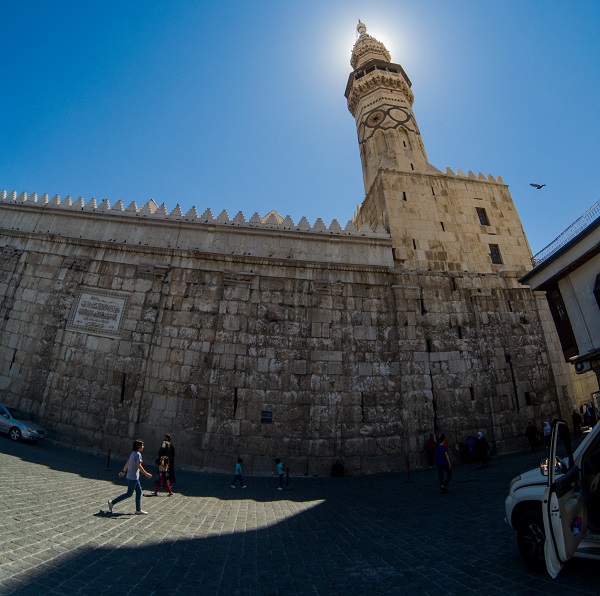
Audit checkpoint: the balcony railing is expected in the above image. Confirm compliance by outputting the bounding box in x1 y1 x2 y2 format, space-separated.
533 198 600 266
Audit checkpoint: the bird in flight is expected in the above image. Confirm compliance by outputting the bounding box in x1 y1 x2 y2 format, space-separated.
530 183 546 189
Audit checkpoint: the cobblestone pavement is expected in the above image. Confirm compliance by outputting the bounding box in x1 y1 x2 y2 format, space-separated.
0 437 597 595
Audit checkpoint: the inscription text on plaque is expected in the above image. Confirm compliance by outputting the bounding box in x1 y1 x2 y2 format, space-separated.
67 289 128 338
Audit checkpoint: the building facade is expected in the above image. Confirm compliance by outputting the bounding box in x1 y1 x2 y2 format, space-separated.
0 23 575 474
520 199 600 414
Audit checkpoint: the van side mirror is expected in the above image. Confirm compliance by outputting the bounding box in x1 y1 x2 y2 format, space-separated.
540 457 567 476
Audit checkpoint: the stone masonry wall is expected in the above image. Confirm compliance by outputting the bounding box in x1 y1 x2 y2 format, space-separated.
1 205 567 474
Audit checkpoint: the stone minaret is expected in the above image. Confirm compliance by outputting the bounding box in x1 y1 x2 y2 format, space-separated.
345 21 430 194
342 21 573 458
346 21 536 276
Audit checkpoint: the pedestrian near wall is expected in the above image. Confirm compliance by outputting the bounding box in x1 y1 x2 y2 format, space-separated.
231 458 247 488
108 439 153 515
475 431 490 468
330 460 345 477
586 402 597 427
435 435 452 493
276 458 285 490
543 421 552 447
158 434 176 484
153 455 174 496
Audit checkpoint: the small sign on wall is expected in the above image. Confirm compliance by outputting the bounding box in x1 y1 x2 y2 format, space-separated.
261 411 273 423
67 288 129 338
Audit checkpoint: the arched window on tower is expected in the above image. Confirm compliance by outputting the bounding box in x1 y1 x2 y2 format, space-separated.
374 129 387 156
398 128 410 151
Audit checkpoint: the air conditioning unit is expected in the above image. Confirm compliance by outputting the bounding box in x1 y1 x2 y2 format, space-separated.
574 360 593 374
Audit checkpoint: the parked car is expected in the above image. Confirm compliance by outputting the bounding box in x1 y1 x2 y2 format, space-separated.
0 402 46 441
505 418 600 577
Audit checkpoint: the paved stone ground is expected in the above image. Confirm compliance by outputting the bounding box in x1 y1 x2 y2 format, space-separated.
0 437 597 595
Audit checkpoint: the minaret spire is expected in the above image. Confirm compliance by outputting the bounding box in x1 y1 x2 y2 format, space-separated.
345 22 428 193
350 20 391 69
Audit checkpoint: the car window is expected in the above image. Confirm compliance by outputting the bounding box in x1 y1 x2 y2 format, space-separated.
6 407 30 421
554 433 572 471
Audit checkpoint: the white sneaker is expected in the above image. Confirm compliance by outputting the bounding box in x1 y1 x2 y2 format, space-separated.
108 500 113 513
242 485 247 488
135 510 148 515
277 487 283 490
230 485 236 488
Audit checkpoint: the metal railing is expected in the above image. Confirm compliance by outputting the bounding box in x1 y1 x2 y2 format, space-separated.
533 198 600 266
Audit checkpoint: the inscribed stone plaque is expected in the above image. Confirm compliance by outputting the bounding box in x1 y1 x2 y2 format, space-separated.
67 289 129 338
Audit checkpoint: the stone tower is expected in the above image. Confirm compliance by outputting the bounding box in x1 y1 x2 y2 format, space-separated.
347 22 536 275
346 20 430 192
347 22 574 447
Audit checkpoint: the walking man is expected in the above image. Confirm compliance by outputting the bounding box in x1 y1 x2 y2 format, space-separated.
108 439 153 515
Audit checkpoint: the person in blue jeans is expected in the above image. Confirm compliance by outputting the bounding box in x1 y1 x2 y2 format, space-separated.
108 439 153 515
435 434 452 493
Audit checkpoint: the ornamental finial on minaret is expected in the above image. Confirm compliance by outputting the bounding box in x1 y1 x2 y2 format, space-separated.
350 21 391 69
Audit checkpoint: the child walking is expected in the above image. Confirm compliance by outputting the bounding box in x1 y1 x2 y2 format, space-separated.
108 439 153 514
153 455 174 496
230 458 247 488
276 458 285 490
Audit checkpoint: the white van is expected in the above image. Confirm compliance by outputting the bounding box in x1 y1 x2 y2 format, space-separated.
504 419 600 577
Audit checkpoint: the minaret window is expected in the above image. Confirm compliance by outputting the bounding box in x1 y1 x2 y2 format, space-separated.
476 207 490 226
489 244 503 264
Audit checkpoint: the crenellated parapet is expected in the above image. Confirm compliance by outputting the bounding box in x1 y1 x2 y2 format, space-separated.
0 189 388 237
0 187 394 268
443 168 504 185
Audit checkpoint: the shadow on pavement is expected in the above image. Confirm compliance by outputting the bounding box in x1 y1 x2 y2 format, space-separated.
1 434 598 595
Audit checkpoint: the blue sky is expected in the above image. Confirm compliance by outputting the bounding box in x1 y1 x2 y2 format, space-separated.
1 1 598 254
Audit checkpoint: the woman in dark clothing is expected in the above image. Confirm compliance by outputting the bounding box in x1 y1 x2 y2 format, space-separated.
475 431 490 468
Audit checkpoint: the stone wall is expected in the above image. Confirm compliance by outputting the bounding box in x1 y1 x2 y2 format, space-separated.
0 193 571 473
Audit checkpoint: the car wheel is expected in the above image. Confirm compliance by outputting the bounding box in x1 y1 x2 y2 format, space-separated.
517 509 547 573
9 427 21 442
